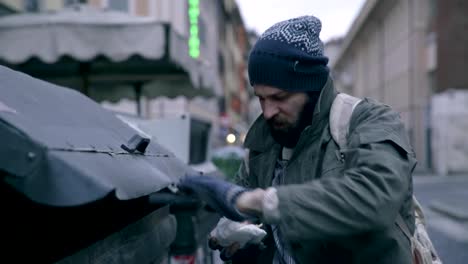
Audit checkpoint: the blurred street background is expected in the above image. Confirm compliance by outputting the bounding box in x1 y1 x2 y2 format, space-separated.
1 0 468 263
414 174 468 264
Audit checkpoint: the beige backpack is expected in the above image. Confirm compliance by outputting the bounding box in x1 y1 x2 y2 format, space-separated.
329 93 442 264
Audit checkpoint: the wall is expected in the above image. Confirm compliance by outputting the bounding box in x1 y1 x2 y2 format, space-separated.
324 38 343 70
431 90 468 175
0 0 21 11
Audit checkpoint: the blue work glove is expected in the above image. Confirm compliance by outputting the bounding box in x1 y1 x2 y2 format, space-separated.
177 175 250 222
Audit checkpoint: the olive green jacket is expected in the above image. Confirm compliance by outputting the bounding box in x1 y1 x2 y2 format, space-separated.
235 78 417 264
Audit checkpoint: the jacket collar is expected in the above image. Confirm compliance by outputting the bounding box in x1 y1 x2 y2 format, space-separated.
244 77 337 152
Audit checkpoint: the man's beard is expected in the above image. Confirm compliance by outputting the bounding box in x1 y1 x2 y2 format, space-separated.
267 93 318 148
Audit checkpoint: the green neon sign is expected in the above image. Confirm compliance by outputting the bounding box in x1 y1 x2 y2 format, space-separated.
188 0 200 58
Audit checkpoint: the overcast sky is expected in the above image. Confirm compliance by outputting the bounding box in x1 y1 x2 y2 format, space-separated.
235 0 366 43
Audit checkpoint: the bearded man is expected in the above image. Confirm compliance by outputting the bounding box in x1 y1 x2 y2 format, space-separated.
179 15 416 264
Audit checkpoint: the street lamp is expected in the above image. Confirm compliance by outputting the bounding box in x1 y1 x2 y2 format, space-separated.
226 133 236 144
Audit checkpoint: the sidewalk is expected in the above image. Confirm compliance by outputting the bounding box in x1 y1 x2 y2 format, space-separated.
413 174 468 264
413 174 468 222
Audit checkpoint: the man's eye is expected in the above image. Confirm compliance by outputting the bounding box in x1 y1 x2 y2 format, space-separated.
273 95 287 100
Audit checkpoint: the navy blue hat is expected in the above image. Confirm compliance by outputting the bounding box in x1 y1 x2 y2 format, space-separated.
248 16 329 92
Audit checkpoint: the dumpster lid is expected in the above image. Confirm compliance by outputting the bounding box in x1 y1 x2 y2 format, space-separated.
0 65 194 206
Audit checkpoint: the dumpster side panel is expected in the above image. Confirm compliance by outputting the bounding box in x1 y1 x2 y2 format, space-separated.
56 206 176 264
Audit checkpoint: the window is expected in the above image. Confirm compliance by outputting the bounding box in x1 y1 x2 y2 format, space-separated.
189 119 211 164
108 0 128 12
198 17 206 46
429 0 437 20
218 53 225 75
64 0 87 6
24 0 40 12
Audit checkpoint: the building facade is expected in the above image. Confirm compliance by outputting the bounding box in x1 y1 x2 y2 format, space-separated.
331 0 429 172
331 0 468 174
88 0 252 146
0 0 251 148
216 0 251 145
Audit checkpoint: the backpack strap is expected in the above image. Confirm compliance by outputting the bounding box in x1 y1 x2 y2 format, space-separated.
396 214 413 241
329 93 362 149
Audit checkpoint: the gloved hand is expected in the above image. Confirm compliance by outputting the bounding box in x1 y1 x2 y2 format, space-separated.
177 175 251 222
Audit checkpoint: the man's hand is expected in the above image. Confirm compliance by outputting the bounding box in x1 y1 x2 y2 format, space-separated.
209 237 242 261
177 175 250 222
208 218 267 261
236 188 266 217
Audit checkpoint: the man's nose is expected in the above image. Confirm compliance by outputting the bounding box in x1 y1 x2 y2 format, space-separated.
263 100 279 120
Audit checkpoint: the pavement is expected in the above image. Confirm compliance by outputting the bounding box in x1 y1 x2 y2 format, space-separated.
413 173 468 232
413 173 468 263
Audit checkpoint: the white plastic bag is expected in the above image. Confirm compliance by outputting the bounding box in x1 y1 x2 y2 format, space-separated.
210 217 267 248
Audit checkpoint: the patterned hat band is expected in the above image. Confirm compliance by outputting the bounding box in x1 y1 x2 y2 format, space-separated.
248 51 329 92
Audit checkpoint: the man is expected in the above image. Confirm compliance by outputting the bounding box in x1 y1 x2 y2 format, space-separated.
179 15 417 264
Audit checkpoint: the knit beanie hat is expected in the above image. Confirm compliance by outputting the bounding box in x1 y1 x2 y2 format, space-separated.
248 16 329 92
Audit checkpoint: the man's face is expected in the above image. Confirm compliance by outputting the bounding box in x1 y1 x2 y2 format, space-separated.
254 85 310 146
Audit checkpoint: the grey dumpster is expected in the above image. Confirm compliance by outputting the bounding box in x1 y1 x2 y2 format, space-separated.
0 65 219 263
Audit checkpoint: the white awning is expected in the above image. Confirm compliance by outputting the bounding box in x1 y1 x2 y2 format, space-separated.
0 5 165 64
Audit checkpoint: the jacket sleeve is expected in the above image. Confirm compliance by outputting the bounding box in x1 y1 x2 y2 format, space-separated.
270 99 417 243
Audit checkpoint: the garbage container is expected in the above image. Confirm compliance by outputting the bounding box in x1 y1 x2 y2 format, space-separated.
0 65 218 263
